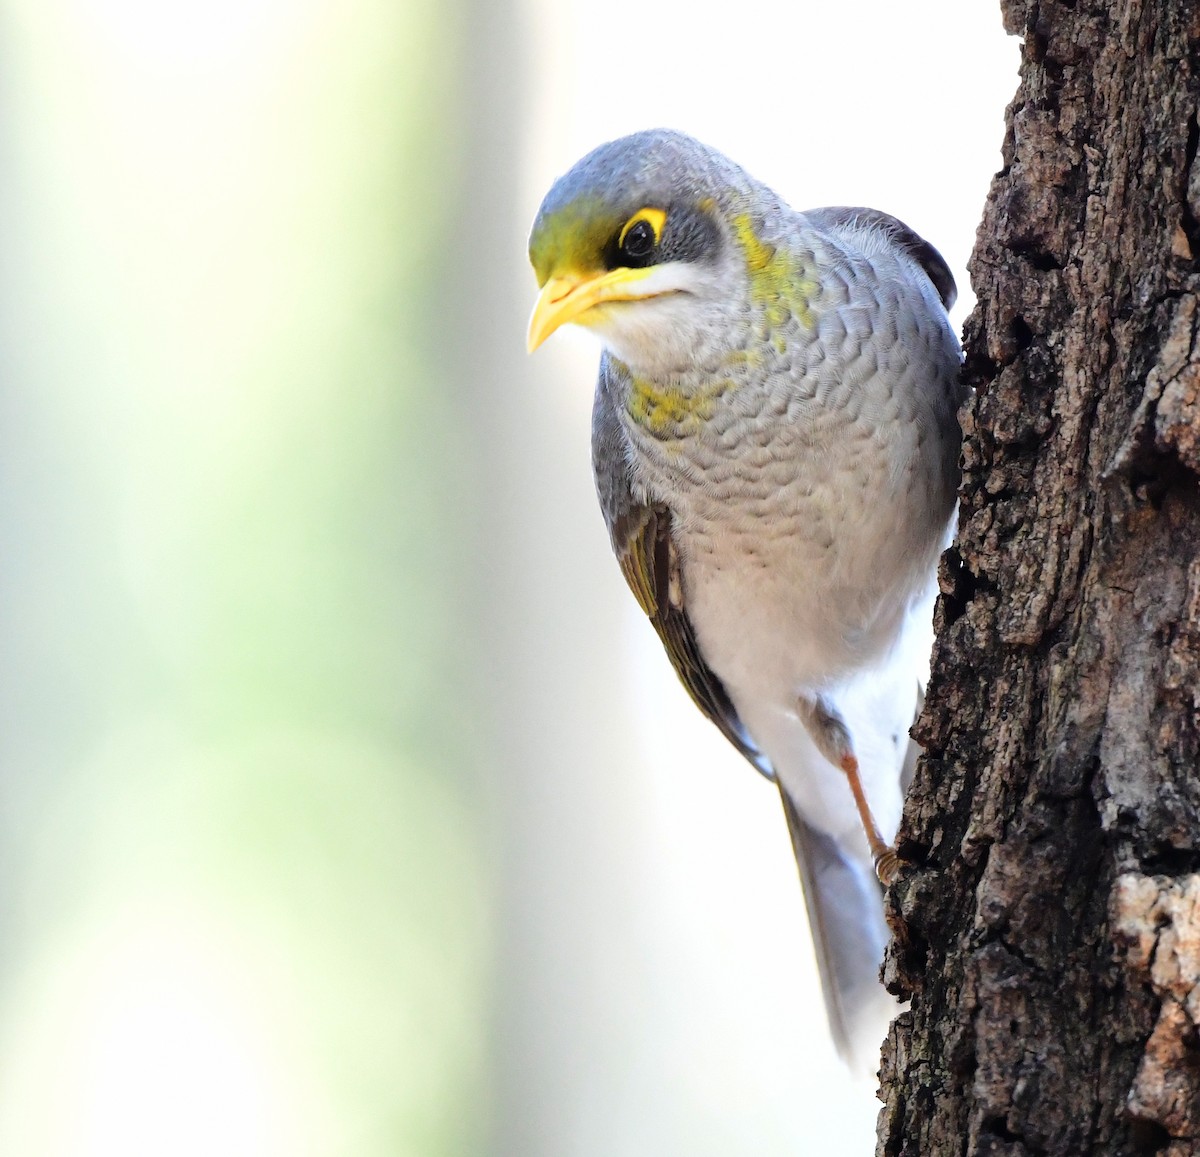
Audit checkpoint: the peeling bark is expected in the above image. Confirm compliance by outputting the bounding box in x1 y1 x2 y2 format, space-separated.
879 2 1200 1154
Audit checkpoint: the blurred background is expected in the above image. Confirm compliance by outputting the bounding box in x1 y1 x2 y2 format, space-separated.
0 1 1014 1153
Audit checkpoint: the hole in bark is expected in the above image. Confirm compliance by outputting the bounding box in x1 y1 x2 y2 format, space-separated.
980 1115 1023 1145
936 545 991 628
1127 1119 1171 1150
894 833 930 867
1030 251 1063 272
1011 237 1064 271
1181 114 1200 255
1131 453 1197 510
1010 315 1034 352
1141 844 1200 875
963 350 999 388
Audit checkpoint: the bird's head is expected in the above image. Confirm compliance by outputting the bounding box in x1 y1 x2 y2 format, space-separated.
527 130 766 372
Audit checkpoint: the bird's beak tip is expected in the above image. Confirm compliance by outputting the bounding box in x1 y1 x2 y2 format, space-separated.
525 315 548 354
526 276 580 354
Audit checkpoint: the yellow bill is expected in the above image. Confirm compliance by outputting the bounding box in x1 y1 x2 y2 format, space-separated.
526 266 657 353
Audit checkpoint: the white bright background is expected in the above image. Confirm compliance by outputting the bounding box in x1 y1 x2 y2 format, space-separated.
502 3 1018 1154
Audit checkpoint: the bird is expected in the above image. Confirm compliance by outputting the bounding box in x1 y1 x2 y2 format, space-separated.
525 129 964 1071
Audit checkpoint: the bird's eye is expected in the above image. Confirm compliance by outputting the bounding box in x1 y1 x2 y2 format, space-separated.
616 207 667 266
621 219 656 259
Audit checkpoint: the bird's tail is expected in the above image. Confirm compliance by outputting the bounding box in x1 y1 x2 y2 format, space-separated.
779 787 900 1077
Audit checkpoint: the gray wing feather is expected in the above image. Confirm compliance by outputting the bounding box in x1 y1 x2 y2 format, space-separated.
592 355 773 780
805 205 957 310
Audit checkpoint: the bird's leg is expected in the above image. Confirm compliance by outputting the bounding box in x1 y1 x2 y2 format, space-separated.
795 694 900 885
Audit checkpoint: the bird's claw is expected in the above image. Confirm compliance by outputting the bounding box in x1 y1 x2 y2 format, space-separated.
874 847 901 886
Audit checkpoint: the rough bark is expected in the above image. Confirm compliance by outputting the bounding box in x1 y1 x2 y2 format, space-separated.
879 3 1200 1154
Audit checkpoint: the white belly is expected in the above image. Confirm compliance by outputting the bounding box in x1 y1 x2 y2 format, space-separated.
676 497 935 849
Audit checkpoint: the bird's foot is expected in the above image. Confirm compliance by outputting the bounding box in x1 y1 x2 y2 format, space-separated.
873 847 901 886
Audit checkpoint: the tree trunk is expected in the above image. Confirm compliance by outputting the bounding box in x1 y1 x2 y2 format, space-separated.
878 3 1200 1154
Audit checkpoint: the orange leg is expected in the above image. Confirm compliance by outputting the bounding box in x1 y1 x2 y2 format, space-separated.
839 751 900 885
796 693 902 885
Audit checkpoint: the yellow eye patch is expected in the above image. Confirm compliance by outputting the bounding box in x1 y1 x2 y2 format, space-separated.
618 207 667 248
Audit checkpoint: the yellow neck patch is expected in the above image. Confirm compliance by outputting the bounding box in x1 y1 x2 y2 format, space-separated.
731 213 819 331
627 373 736 439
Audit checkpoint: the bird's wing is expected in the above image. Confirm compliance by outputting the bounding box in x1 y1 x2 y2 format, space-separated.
591 356 773 780
804 205 957 310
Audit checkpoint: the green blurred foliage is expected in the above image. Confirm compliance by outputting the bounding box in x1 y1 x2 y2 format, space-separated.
0 1 489 1153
